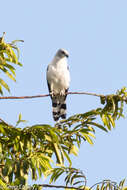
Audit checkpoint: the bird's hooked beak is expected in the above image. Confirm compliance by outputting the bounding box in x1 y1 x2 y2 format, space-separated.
63 50 69 58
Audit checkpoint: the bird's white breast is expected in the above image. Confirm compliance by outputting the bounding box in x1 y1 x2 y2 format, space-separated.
47 57 70 94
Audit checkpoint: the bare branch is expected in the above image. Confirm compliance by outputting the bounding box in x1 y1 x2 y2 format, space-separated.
0 91 126 103
37 184 84 189
0 94 50 100
68 91 104 97
0 91 104 100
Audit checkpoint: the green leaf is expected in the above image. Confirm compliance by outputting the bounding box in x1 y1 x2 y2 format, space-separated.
62 149 72 167
101 114 107 126
0 85 3 95
49 168 65 184
101 114 111 130
0 178 7 189
51 169 64 183
81 133 94 145
0 78 10 92
88 122 108 132
107 115 115 128
4 47 18 64
16 113 27 126
53 143 63 165
0 67 16 81
123 187 127 190
69 145 79 156
119 178 126 188
19 113 22 121
3 63 16 76
17 62 23 66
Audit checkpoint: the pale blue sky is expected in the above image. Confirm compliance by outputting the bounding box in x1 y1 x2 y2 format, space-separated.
1 0 127 187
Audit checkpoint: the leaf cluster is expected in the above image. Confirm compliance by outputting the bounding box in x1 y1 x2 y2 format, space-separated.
0 32 23 94
90 179 126 190
48 167 86 189
0 109 99 188
0 85 127 189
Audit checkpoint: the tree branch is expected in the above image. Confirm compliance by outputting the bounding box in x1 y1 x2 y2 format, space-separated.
37 184 84 189
36 180 119 190
0 94 50 100
68 92 103 97
0 91 104 100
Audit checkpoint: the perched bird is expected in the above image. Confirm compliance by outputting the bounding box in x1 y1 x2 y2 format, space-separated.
46 49 70 121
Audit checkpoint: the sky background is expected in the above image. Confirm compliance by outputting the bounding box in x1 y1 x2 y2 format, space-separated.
1 0 127 188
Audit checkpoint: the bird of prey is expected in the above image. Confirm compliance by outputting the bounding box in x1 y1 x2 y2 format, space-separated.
46 49 70 121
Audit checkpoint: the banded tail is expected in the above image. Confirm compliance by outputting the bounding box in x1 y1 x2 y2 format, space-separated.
52 96 67 121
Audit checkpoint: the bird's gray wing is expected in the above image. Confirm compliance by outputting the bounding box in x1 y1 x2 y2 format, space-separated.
46 65 52 95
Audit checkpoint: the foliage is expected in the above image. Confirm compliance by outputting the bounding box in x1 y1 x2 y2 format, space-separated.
0 88 127 189
48 167 86 188
89 179 126 190
0 32 23 94
0 35 126 189
0 112 107 187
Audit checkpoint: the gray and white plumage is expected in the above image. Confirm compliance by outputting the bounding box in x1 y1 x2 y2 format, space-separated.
46 49 70 121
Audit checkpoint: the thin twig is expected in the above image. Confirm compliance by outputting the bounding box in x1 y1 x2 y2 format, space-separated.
0 94 50 100
0 91 104 100
68 91 104 97
38 184 84 189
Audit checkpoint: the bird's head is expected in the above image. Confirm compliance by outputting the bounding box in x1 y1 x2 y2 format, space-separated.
56 49 69 59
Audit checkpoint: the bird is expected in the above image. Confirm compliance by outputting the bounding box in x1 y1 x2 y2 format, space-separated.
46 49 70 121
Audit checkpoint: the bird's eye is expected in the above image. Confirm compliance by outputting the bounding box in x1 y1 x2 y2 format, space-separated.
61 51 65 55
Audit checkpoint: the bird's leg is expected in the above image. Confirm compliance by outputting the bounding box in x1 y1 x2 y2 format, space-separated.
59 90 65 96
50 91 55 97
